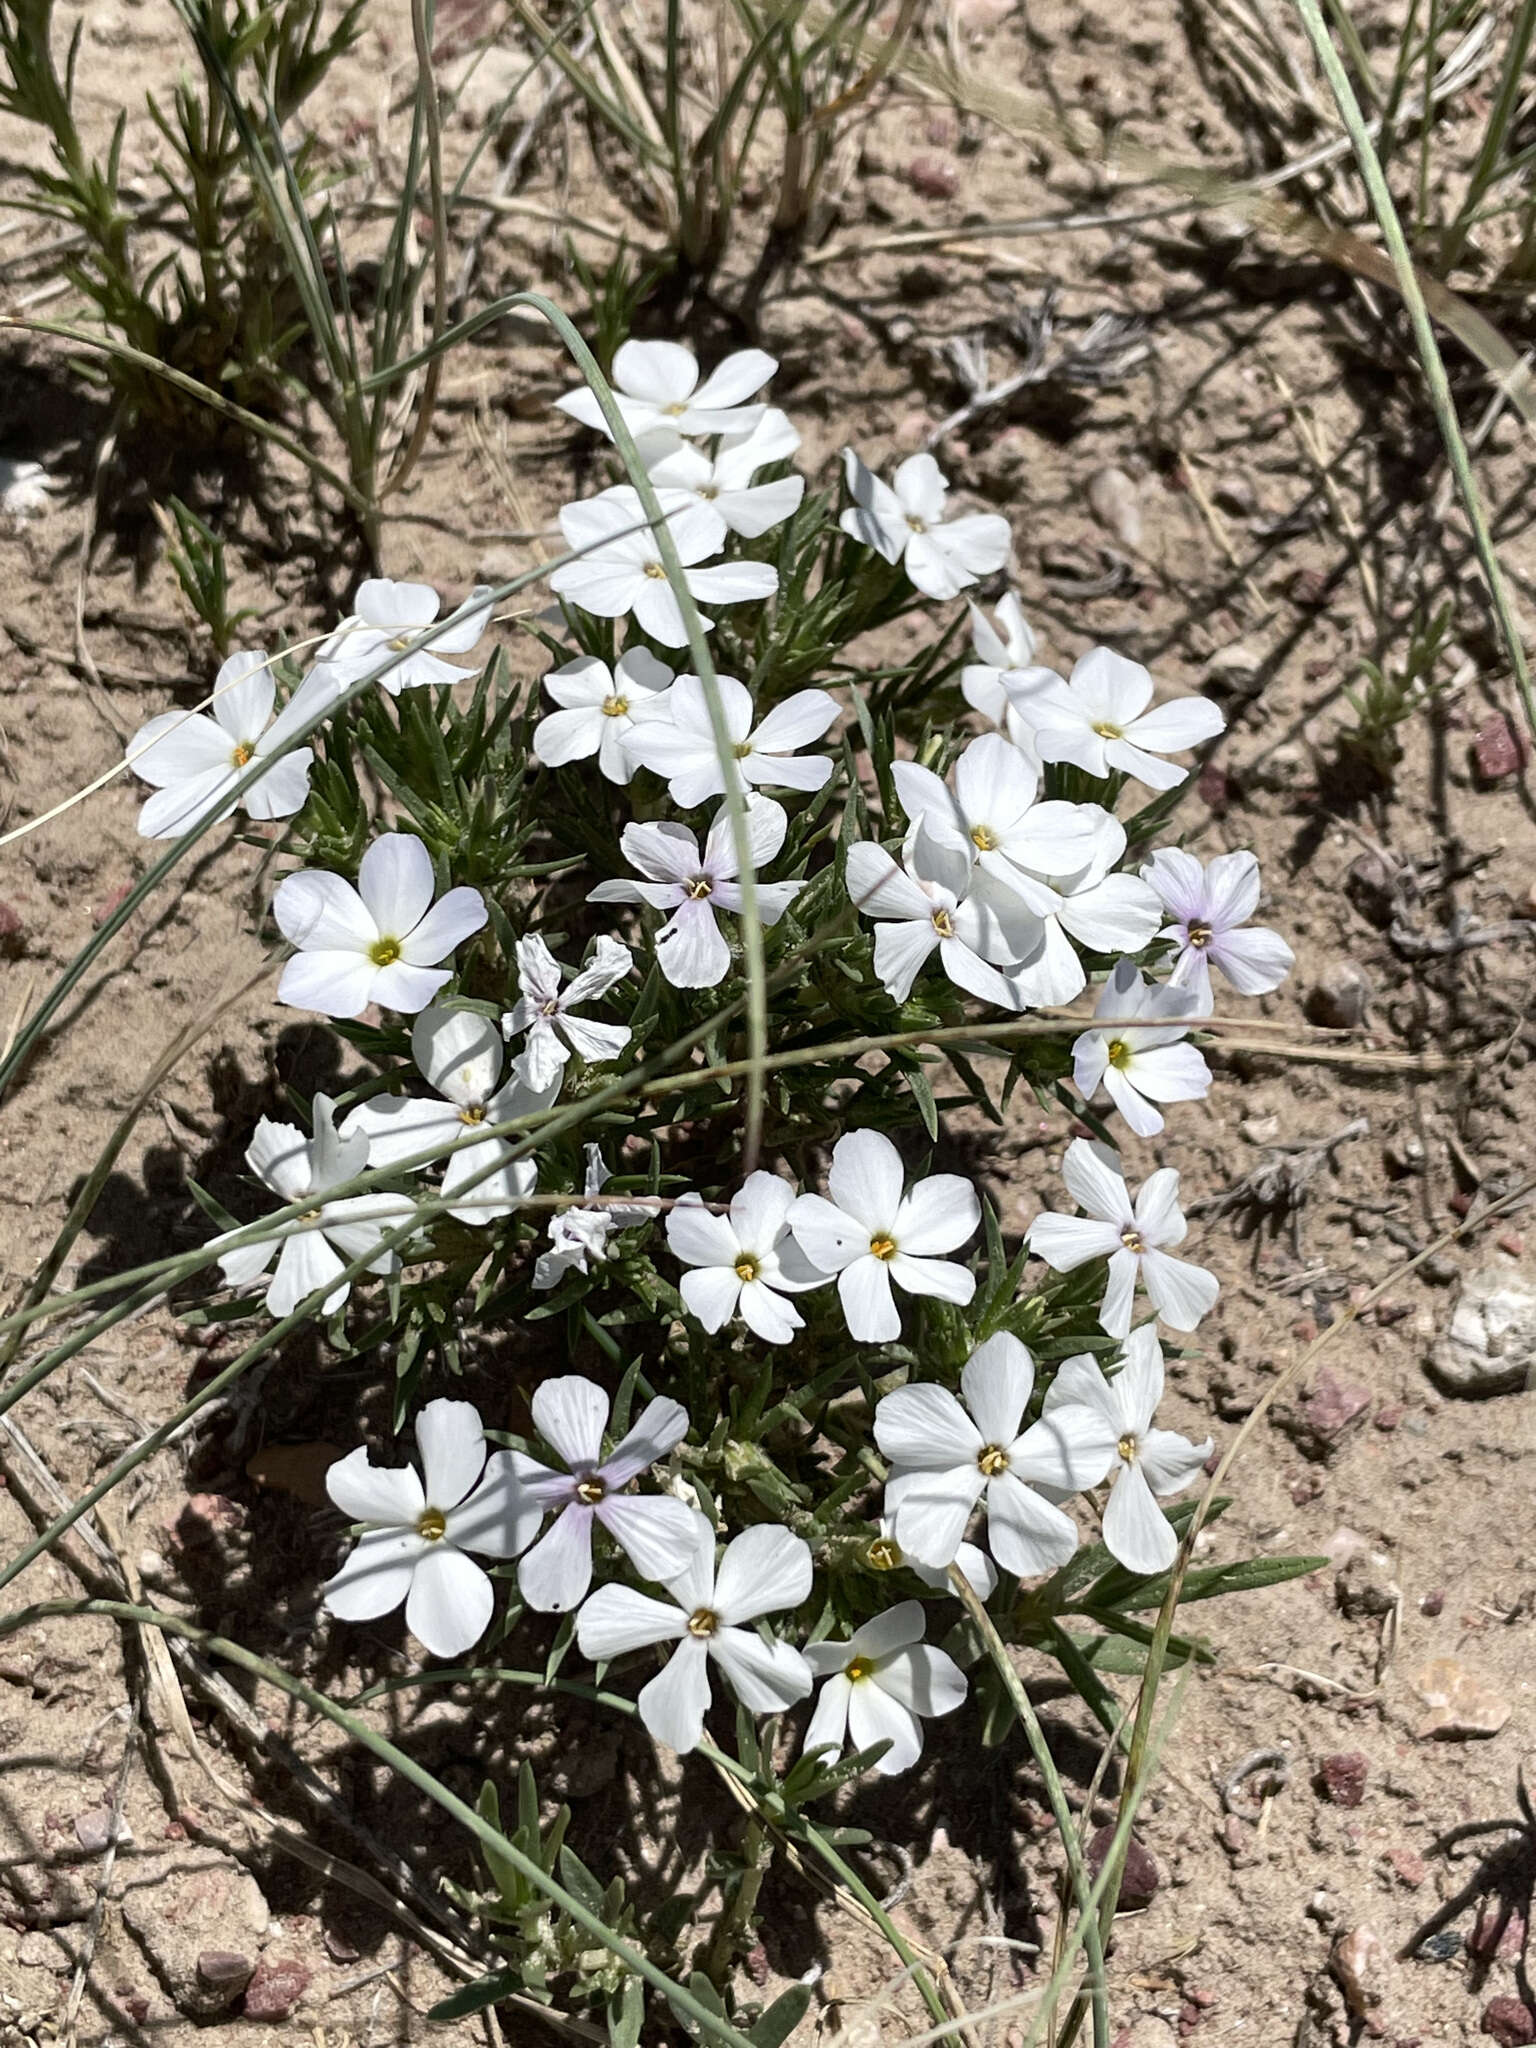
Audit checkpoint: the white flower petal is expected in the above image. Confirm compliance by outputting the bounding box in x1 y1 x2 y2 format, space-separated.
890 1468 985 1569
357 833 435 937
273 869 375 953
531 1375 609 1469
405 1542 494 1658
875 1382 983 1469
578 1582 688 1659
803 1670 852 1762
710 1627 812 1713
638 1634 712 1753
961 1334 1034 1446
322 1528 422 1623
596 1493 698 1583
600 1396 691 1487
846 1677 924 1775
876 1641 968 1720
1139 1249 1219 1330
326 1446 425 1528
886 1251 975 1307
516 1504 596 1613
412 1006 502 1105
788 1193 866 1274
398 887 487 967
985 1470 1079 1577
656 898 730 988
1102 1462 1178 1574
1061 1138 1132 1225
413 1399 487 1512
839 1255 900 1341
446 1449 542 1559
893 1174 980 1257
827 1128 903 1232
713 1523 812 1625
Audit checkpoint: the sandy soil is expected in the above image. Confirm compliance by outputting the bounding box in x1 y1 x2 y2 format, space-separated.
2 1 1536 2043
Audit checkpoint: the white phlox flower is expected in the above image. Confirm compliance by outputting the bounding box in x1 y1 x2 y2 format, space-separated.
341 1006 556 1223
875 1333 1118 1576
587 794 801 990
868 1515 998 1600
666 1171 830 1343
1071 957 1211 1138
554 339 778 451
576 1514 813 1755
502 934 633 1092
274 832 487 1019
844 822 1038 1009
1042 1328 1213 1574
1014 648 1225 790
321 1398 536 1658
622 671 838 808
1140 848 1294 1013
839 450 1011 602
532 1145 651 1291
126 654 330 839
984 810 1164 1011
960 593 1052 760
892 734 1106 914
789 1129 980 1344
309 578 492 696
531 648 674 783
1026 1138 1219 1337
645 406 806 537
213 1094 417 1319
802 1601 967 1777
548 487 777 648
508 1376 695 1612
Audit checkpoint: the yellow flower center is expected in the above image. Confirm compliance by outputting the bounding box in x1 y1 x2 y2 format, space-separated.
1106 1038 1131 1069
868 1233 898 1262
1121 1226 1146 1254
906 515 927 534
866 1536 902 1572
978 1443 1010 1477
734 1254 761 1283
733 740 754 759
369 936 402 967
644 560 668 579
687 1607 719 1638
1187 919 1212 949
970 824 998 852
459 1105 487 1125
417 1507 447 1542
575 1476 607 1505
1092 721 1123 739
299 1205 323 1224
230 741 255 767
1117 1432 1139 1464
685 876 713 900
389 634 413 652
845 1655 876 1684
932 908 955 938
601 694 629 719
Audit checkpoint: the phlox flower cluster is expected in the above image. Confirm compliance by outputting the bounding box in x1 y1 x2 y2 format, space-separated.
147 337 1297 1793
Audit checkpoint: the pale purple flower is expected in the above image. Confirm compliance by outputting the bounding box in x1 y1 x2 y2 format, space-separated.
1025 1139 1219 1337
502 934 633 1091
509 1376 694 1613
1071 958 1211 1138
588 795 801 990
1140 849 1294 1012
840 450 1011 602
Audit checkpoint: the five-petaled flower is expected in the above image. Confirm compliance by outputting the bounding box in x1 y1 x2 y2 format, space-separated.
502 934 633 1092
309 578 492 696
1042 1329 1213 1573
803 1601 967 1777
274 833 487 1019
532 1146 652 1291
875 1333 1117 1576
577 1515 813 1755
126 653 329 839
893 734 1106 912
341 1006 555 1223
532 648 674 784
588 795 801 990
666 1171 829 1343
646 407 806 537
1140 848 1294 1013
1013 648 1225 790
1071 957 1211 1138
839 450 1011 601
213 1095 417 1320
555 340 778 451
508 1377 695 1613
790 1129 979 1343
844 824 1036 1008
623 672 838 809
1026 1138 1219 1337
321 1399 535 1659
548 487 776 648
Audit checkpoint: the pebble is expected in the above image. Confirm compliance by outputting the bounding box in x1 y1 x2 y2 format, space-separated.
1386 1847 1427 1887
1086 1824 1160 1911
1204 641 1265 695
1473 715 1527 785
1306 960 1372 1029
1315 1752 1369 1808
75 1807 131 1853
1335 1549 1397 1619
1412 1654 1511 1739
1345 851 1397 928
1483 1996 1536 2047
1239 1114 1280 1145
195 1951 254 2008
1087 466 1143 548
1197 760 1230 814
1330 1927 1387 2019
118 1849 269 2020
1419 1589 1445 1616
1470 1899 1526 1963
1302 1368 1371 1448
242 1957 312 2021
1288 566 1331 608
1416 1929 1461 1962
1429 1267 1536 1396
907 154 959 199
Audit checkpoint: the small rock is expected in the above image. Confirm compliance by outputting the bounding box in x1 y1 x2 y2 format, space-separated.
1197 760 1230 814
1315 1752 1369 1808
195 1951 254 2008
1345 851 1397 928
1384 1135 1426 1177
118 1849 269 2019
1429 1267 1536 1397
474 545 521 585
0 457 59 518
1470 1899 1526 1963
1331 1927 1387 2019
1212 473 1256 517
907 154 959 199
1087 466 1143 548
1473 715 1527 785
1288 566 1331 608
1499 1231 1525 1257
75 1807 131 1853
1204 641 1265 696
1247 740 1308 793
1386 1847 1426 1887
1419 1589 1445 1617
1306 960 1372 1029
1239 1113 1280 1145
172 1493 246 1550
1416 1929 1461 1962
1336 1550 1397 1619
1373 1402 1405 1430
1302 1368 1372 1450
1483 1996 1536 2047
1412 1655 1511 1740
243 1957 312 2021
1086 1824 1159 1912
17 1931 65 1971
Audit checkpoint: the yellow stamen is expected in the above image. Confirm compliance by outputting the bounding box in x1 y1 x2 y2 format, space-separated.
417 1507 447 1542
643 561 667 579
845 1655 875 1683
1187 919 1213 949
734 1254 760 1283
866 1537 901 1572
459 1105 487 1125
1117 1433 1138 1464
687 1607 718 1638
970 824 997 852
601 694 629 719
685 877 713 900
1106 1039 1131 1069
1092 721 1122 739
932 908 955 938
369 936 402 967
978 1444 1010 1477
1121 1227 1145 1254
576 1476 606 1505
230 741 255 767
868 1233 898 1262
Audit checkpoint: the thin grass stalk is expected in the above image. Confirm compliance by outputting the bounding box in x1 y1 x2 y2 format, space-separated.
1440 0 1536 269
1290 0 1536 741
380 0 448 498
948 1566 1108 2048
0 1599 760 2048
